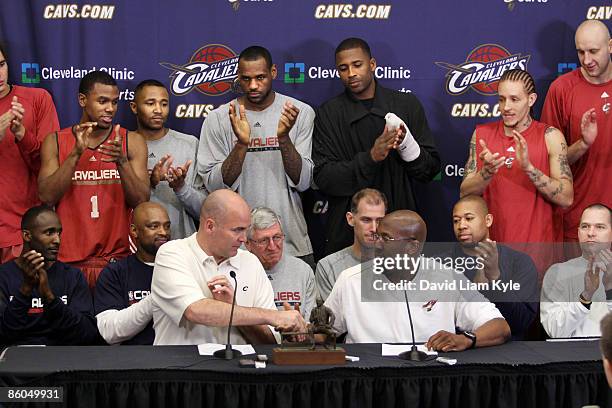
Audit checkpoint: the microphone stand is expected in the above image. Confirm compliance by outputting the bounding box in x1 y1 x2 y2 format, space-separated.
398 288 435 361
213 271 243 360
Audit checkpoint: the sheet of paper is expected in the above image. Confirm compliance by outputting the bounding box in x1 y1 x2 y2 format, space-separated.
545 337 600 342
381 343 438 356
197 343 256 356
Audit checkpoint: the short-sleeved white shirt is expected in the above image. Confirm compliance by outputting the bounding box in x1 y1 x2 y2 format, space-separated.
152 233 279 345
324 260 504 343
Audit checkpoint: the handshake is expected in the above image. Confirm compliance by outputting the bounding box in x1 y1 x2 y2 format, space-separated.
206 275 308 341
272 304 309 341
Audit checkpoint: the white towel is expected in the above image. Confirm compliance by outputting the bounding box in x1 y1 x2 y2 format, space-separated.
384 112 421 162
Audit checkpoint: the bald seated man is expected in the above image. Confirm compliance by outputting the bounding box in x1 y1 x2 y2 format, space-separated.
541 20 611 257
450 195 538 340
324 210 511 351
94 202 171 345
151 189 307 345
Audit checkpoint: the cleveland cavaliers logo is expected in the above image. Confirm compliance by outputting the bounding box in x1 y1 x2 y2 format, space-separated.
435 44 530 96
160 44 239 97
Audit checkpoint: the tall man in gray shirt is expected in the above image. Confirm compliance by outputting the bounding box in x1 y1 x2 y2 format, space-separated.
130 80 207 239
197 46 315 268
315 188 387 300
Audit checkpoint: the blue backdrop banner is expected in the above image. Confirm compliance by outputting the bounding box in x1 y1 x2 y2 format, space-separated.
1 0 609 258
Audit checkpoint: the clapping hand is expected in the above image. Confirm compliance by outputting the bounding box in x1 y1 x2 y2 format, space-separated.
478 139 505 179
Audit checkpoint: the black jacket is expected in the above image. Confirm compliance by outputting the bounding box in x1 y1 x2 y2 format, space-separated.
313 83 440 255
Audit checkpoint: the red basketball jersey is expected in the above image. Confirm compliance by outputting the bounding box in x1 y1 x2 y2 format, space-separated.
56 126 131 264
476 120 557 274
541 69 612 241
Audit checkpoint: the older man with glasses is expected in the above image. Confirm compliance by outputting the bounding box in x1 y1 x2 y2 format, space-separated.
246 207 317 319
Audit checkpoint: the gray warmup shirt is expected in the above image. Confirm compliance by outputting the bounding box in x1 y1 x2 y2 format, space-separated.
267 253 317 319
146 129 207 239
198 93 314 256
315 246 360 300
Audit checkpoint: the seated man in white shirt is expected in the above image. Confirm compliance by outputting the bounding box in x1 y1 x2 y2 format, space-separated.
324 210 510 351
151 189 307 345
94 202 171 344
541 203 612 338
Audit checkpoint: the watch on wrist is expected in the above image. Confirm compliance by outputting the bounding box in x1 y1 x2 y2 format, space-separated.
579 293 592 309
462 331 477 349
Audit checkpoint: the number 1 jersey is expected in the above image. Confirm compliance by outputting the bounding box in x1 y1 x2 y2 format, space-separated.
56 126 131 264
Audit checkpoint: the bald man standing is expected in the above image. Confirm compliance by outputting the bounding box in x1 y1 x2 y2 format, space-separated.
151 189 306 345
324 210 510 351
94 202 171 345
541 20 611 256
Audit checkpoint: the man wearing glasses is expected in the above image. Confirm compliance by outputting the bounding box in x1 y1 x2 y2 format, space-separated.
323 210 510 350
246 207 317 319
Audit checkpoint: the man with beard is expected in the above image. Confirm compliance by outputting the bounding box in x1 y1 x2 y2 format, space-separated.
541 20 611 258
38 71 150 290
450 195 538 340
0 42 60 263
541 204 612 337
245 207 316 319
315 188 386 301
324 210 510 350
198 46 316 269
130 79 206 239
0 206 99 345
94 202 171 345
460 69 573 276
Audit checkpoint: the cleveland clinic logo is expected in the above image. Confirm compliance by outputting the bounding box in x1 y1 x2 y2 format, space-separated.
21 63 41 84
160 44 239 97
284 61 410 83
284 62 305 83
435 44 530 96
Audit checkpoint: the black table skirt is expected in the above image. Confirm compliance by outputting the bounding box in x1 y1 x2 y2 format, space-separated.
0 342 610 408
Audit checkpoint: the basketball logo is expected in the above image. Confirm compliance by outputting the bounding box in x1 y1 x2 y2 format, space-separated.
435 44 530 96
160 44 239 97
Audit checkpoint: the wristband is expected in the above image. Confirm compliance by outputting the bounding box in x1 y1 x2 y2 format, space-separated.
397 129 421 162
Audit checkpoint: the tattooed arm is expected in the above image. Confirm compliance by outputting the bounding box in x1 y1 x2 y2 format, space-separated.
277 101 303 185
460 130 505 197
516 127 574 209
221 144 248 187
221 103 250 186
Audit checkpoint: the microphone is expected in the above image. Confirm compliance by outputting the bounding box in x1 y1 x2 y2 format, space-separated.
213 270 243 360
398 288 435 361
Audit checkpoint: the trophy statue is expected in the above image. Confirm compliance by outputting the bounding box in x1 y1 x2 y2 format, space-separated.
272 299 346 365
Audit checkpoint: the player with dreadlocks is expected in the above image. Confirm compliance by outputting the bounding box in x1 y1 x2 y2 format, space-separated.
459 69 573 278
